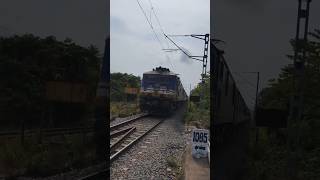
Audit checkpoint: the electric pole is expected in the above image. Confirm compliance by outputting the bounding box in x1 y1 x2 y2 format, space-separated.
288 0 312 179
201 34 210 100
165 33 210 100
290 0 311 125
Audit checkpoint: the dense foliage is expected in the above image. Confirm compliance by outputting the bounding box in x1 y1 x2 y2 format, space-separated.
259 29 320 144
260 29 320 120
110 72 141 102
0 34 101 129
247 29 320 179
184 74 210 129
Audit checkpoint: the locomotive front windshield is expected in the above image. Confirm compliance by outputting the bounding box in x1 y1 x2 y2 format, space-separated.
142 74 176 91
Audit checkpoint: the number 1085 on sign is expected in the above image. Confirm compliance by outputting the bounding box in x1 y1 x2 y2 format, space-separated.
193 131 208 143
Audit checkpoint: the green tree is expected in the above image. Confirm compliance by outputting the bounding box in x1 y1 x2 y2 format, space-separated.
260 29 320 113
0 34 101 129
185 74 210 129
253 29 320 179
110 72 141 102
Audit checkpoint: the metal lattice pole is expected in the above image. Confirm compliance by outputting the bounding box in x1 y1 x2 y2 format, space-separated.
288 0 312 178
201 34 210 100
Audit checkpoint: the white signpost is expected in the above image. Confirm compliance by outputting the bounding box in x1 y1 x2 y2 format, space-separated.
191 129 209 158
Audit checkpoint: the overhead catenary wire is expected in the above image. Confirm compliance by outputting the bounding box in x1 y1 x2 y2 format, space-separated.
147 0 170 47
136 0 175 71
147 0 208 73
136 0 164 50
147 0 164 34
166 35 191 37
147 0 176 70
164 34 203 62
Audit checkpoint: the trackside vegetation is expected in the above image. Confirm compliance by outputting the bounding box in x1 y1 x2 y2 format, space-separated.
0 34 101 178
110 72 141 117
245 29 320 180
184 75 210 129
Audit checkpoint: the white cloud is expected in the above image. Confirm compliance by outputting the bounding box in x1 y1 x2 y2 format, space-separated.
111 0 210 94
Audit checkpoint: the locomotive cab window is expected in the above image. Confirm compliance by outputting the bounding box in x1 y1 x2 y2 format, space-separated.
160 84 167 90
142 74 177 91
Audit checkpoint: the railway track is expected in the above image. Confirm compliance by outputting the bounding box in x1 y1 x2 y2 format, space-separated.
0 113 148 139
110 115 163 162
0 126 94 139
78 169 108 180
78 113 163 180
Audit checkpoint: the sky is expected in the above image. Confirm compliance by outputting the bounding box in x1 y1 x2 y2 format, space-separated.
0 0 107 53
110 0 210 95
0 0 319 108
212 0 320 109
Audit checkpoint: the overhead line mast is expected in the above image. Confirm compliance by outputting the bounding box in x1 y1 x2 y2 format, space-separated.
288 0 312 179
290 0 312 125
137 0 209 94
165 34 209 99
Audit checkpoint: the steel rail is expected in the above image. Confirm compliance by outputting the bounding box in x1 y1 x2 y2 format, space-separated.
0 127 94 136
110 119 163 162
0 127 94 139
110 127 135 150
0 113 146 137
77 169 108 180
110 113 148 130
110 126 134 138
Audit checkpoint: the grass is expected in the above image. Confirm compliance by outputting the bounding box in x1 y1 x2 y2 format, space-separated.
166 155 184 179
167 156 179 168
244 128 287 180
184 101 210 129
110 101 140 118
0 134 98 178
244 127 320 180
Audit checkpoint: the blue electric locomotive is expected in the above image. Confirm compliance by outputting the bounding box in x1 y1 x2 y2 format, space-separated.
139 66 187 114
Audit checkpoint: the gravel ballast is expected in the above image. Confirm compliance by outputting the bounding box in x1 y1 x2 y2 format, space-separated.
111 107 188 179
